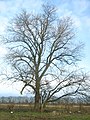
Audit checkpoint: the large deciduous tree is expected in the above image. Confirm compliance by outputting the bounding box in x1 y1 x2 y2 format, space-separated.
3 5 89 111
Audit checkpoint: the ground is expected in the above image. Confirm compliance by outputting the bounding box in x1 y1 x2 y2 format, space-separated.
0 103 90 120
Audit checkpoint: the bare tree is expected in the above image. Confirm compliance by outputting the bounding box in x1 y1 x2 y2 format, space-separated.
2 4 88 111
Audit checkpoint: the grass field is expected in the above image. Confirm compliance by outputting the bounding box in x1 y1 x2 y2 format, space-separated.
0 104 90 120
0 111 90 120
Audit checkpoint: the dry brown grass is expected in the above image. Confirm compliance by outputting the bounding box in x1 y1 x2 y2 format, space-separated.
0 104 90 120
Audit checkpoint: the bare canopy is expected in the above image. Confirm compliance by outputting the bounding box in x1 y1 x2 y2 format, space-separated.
3 4 89 111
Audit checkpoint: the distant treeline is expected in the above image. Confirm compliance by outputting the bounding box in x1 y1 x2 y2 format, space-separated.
0 96 90 104
0 96 34 103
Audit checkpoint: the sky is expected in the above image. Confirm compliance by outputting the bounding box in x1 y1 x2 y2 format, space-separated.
0 0 90 96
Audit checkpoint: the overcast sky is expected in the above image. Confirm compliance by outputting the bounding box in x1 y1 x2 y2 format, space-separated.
0 0 90 96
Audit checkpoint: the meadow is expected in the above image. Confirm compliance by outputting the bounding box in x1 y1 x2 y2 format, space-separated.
0 103 90 120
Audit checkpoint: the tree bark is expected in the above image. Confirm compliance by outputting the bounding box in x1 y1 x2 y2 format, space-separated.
34 80 40 111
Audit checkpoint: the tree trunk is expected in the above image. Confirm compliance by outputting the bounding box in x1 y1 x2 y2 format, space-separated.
40 101 47 112
34 92 40 111
34 80 40 111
